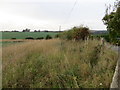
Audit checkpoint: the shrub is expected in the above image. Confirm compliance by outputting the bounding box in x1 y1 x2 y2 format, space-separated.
60 26 90 40
11 38 16 39
91 34 110 42
45 35 52 40
36 37 44 40
25 37 34 40
118 41 120 46
54 34 60 38
115 39 120 46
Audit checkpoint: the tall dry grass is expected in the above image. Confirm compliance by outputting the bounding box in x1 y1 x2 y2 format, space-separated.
2 39 118 88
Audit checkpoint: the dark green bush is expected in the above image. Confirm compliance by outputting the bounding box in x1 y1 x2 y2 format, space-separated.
45 35 52 40
115 39 120 46
54 34 60 38
92 34 110 42
36 37 44 40
99 34 110 42
11 38 16 39
25 37 34 40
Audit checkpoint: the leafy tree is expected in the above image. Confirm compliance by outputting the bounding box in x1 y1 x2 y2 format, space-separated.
22 28 30 32
102 0 120 43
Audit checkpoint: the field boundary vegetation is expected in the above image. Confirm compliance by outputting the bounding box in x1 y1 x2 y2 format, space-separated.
2 39 118 88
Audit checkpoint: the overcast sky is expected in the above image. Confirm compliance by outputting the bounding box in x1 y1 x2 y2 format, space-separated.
0 0 113 31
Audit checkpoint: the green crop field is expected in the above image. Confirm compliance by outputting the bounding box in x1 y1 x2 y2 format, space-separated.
0 32 58 39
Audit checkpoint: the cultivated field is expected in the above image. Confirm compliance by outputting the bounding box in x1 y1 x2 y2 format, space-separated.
2 39 118 88
1 32 58 39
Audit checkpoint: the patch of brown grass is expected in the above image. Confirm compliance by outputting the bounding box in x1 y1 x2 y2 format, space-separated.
2 39 118 88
